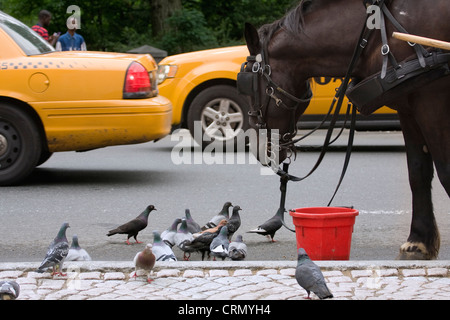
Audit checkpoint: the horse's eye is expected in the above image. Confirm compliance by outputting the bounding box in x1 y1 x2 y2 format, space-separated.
302 0 312 13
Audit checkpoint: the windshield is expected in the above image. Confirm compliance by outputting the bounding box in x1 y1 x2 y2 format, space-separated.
0 11 54 55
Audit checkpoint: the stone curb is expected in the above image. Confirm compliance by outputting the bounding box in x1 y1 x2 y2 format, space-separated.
1 260 450 273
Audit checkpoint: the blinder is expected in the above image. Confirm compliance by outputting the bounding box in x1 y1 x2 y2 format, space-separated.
237 57 259 97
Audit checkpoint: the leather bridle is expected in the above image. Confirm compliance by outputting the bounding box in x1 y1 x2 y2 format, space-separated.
238 37 313 154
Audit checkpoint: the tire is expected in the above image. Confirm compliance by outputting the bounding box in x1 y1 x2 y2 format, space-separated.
187 85 250 150
0 103 43 185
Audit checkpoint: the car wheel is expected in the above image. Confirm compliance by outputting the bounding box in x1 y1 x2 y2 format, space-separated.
37 149 53 167
187 85 249 150
0 103 42 185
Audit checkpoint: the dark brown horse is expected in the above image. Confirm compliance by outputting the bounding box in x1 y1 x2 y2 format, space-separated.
240 0 450 259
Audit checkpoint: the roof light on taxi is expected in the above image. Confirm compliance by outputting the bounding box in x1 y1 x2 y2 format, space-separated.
123 61 151 99
157 65 178 84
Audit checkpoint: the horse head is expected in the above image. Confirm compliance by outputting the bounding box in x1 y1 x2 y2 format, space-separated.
239 0 370 166
239 22 312 166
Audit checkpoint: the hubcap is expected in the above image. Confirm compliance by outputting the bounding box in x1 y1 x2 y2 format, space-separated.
0 134 7 157
0 120 21 169
201 98 244 142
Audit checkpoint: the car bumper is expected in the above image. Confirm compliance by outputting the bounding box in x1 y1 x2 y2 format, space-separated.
31 96 172 152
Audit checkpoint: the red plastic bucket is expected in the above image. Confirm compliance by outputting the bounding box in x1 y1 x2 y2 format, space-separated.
290 207 359 260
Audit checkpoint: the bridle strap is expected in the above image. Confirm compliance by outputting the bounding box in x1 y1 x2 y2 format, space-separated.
276 2 379 207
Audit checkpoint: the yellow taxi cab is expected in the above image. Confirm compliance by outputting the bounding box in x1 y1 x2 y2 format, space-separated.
158 45 399 148
0 11 172 185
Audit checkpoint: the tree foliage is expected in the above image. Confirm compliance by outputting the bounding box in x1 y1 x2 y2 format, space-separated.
0 0 298 54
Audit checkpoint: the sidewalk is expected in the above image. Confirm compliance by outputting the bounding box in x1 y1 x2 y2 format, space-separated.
1 260 449 300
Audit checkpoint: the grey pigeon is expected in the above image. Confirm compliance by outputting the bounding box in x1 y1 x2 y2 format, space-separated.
161 218 182 248
210 226 229 261
295 248 333 299
228 234 247 261
0 281 20 300
152 230 177 261
247 207 284 242
36 222 70 276
66 234 92 261
107 205 156 245
185 209 201 234
132 243 156 283
226 205 242 240
174 218 195 260
201 201 232 230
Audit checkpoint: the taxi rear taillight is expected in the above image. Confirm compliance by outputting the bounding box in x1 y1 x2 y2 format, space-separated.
123 62 156 99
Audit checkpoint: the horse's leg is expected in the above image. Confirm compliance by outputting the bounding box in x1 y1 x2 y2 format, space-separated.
397 111 440 260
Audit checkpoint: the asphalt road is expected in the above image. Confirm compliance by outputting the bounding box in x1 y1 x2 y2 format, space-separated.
0 129 448 263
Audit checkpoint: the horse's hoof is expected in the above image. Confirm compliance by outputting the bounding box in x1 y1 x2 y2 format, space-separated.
397 242 434 260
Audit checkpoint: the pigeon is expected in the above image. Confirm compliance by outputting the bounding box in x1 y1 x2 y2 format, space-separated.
226 205 242 240
184 209 201 234
66 234 92 261
183 226 224 260
152 230 177 261
210 226 229 261
132 243 156 283
201 201 232 230
193 219 227 238
36 222 70 276
295 248 333 299
174 218 195 260
107 205 156 245
228 234 248 261
161 218 182 248
0 281 20 300
247 207 284 242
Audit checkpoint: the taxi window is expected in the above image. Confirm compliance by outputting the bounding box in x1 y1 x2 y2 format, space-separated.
0 12 54 55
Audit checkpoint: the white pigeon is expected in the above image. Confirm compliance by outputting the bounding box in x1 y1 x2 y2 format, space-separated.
210 226 229 261
66 234 92 261
152 230 177 261
161 218 182 248
174 219 195 260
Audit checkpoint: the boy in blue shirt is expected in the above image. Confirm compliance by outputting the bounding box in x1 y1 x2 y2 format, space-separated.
56 18 86 51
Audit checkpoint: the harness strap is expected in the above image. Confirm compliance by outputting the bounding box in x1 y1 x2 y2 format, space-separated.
381 4 429 68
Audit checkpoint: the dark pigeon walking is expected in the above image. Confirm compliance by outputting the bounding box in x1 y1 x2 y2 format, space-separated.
201 201 232 230
247 207 284 242
36 222 70 276
107 205 156 245
184 226 224 260
295 248 333 299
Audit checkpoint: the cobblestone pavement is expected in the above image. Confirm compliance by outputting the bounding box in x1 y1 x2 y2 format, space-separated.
1 261 449 300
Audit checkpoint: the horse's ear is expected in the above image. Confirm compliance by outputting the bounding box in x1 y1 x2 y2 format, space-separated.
244 22 261 55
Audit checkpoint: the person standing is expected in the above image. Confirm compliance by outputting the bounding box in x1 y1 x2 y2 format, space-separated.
31 10 59 46
55 18 87 51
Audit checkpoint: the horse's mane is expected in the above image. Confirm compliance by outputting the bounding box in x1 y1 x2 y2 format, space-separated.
258 0 307 43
